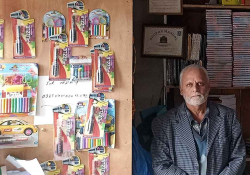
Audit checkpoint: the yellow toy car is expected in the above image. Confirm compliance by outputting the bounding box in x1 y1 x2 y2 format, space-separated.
0 119 38 136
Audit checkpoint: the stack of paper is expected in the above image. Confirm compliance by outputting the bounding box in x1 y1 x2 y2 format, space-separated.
233 12 250 87
209 94 236 110
206 10 233 87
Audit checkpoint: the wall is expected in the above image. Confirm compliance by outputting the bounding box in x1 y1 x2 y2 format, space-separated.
0 0 132 174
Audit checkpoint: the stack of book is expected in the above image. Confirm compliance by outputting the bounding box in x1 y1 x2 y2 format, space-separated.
206 10 233 87
232 12 250 87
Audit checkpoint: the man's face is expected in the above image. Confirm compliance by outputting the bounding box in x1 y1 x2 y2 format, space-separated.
180 68 210 106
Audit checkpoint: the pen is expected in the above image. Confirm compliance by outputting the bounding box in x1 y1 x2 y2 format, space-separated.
16 25 23 55
97 56 104 83
86 105 94 135
70 15 76 43
52 48 59 77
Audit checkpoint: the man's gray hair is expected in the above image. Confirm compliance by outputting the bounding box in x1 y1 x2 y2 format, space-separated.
179 64 209 88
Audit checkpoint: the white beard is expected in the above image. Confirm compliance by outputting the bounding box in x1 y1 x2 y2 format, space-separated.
183 92 208 106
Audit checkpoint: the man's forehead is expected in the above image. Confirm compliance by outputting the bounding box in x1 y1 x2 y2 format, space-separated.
183 68 207 81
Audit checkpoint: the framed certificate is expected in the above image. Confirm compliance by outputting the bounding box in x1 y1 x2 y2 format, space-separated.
142 25 185 58
148 0 183 15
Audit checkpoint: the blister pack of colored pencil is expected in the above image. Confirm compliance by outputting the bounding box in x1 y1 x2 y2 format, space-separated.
10 10 36 59
89 9 110 39
0 63 38 117
0 19 4 60
49 34 72 81
67 1 89 47
53 104 75 160
42 11 66 42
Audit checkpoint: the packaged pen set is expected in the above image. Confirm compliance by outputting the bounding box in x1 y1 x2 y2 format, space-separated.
75 93 115 151
49 34 72 81
67 1 89 47
91 43 115 92
0 63 38 117
0 19 4 60
70 56 91 81
10 10 36 59
53 104 75 160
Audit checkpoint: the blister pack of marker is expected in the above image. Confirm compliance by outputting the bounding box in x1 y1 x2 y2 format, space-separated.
89 153 110 175
53 109 75 160
49 34 72 81
67 0 89 47
11 10 36 59
92 49 115 92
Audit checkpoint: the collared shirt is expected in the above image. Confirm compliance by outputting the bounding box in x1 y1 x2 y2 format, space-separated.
185 102 210 175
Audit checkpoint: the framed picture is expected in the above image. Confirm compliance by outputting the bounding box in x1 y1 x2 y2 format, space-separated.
148 0 183 15
142 25 185 58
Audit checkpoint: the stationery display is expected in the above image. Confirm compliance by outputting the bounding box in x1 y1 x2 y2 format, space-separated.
206 10 233 87
0 19 4 60
75 100 109 150
89 153 110 175
75 94 115 150
49 34 72 81
70 56 92 81
83 97 108 137
0 63 38 116
67 0 89 47
0 118 38 149
62 156 84 175
42 11 66 42
53 104 75 160
10 10 36 59
92 46 115 92
232 12 250 86
89 9 110 39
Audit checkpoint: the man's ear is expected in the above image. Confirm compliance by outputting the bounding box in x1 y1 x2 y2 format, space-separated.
180 88 183 96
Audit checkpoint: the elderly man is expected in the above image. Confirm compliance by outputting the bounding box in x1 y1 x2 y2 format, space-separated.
151 64 246 175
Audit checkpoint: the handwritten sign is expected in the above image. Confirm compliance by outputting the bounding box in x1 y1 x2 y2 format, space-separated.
35 76 92 125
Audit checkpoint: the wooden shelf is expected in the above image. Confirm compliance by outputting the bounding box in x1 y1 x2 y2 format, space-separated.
183 4 250 9
247 155 250 162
